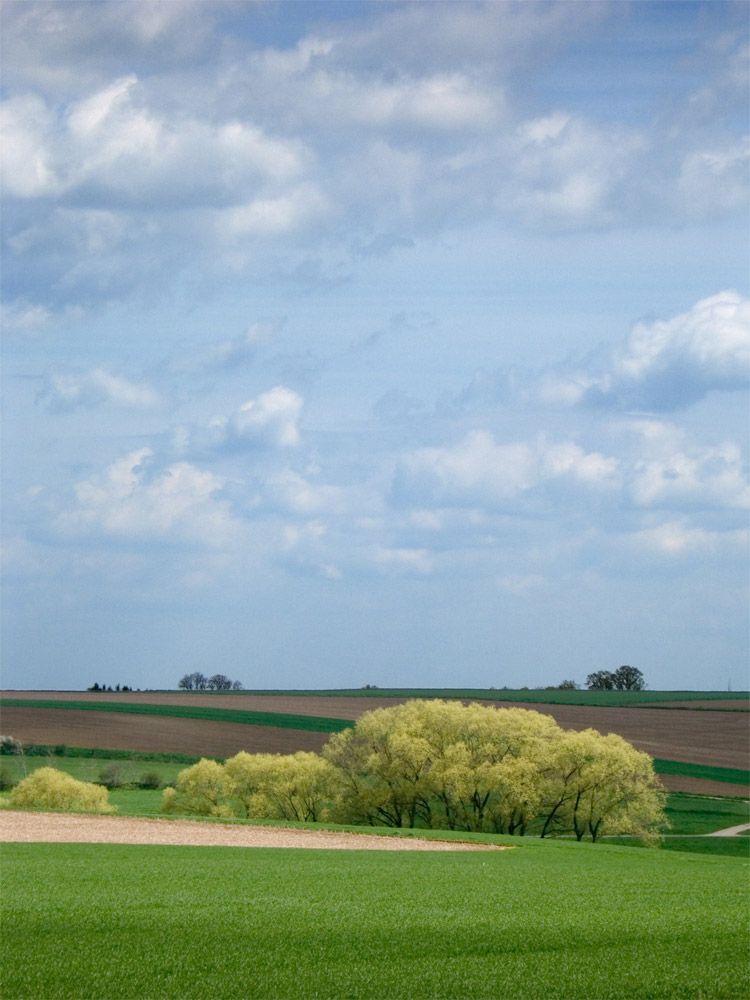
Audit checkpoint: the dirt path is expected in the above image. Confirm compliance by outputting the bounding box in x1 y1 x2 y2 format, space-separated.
704 822 750 838
0 810 505 851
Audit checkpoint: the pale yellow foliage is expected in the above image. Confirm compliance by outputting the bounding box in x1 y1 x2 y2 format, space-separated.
540 729 667 843
324 700 563 831
323 699 667 841
224 751 335 822
10 767 115 814
164 758 231 816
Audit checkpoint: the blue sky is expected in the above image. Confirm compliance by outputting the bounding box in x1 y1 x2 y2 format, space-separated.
1 0 748 692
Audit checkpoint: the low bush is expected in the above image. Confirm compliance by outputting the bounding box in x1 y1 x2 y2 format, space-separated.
137 770 162 789
10 767 115 813
0 764 16 791
98 764 124 789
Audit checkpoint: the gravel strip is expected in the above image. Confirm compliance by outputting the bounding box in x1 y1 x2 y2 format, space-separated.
0 810 506 851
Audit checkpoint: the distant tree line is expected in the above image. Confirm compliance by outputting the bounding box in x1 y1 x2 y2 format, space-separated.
178 672 243 691
586 666 645 691
87 683 133 692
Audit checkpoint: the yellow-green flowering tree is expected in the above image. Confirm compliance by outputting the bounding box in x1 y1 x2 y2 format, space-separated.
539 729 667 843
162 758 229 816
324 700 563 833
11 767 115 813
323 700 666 841
223 751 335 822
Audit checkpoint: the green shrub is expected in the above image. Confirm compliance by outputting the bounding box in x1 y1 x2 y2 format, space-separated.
98 764 124 789
137 770 162 789
10 767 115 813
0 764 16 791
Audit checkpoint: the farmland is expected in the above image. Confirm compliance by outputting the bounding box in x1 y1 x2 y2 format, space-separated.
3 689 748 795
1 689 748 999
2 839 747 999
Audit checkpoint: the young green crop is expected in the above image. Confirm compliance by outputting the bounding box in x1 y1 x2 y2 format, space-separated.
0 699 351 732
215 688 750 706
1 841 747 1000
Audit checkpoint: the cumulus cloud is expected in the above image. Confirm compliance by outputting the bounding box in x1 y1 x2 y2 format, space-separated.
38 368 160 412
56 448 235 545
2 4 747 315
175 386 303 456
394 429 619 509
2 75 312 207
538 291 750 411
623 421 749 511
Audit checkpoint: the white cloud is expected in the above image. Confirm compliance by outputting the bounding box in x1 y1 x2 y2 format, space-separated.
3 74 312 209
231 387 302 448
266 470 346 515
0 300 55 334
674 138 750 220
625 423 749 511
510 114 646 227
539 291 750 411
222 184 329 239
631 520 749 557
395 429 619 508
176 387 304 456
57 449 235 545
0 95 59 198
39 368 160 412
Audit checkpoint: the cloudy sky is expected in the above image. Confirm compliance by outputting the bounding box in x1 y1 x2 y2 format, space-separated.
2 0 748 693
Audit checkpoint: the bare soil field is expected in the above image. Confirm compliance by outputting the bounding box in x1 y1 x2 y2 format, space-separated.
0 810 503 851
3 692 746 767
0 707 328 757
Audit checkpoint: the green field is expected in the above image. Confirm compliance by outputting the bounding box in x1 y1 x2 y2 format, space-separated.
222 688 749 707
0 699 351 733
1 840 747 1000
652 759 750 785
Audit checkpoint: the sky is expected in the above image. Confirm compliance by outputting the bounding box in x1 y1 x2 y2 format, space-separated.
1 0 748 693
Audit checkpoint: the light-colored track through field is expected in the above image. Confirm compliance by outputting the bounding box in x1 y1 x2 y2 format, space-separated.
0 810 505 851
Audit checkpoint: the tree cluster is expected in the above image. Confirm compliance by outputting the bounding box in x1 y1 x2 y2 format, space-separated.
586 666 645 691
177 672 243 691
164 701 666 843
87 683 132 692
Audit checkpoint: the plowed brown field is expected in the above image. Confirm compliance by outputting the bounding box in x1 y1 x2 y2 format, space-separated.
2 691 748 797
0 707 328 757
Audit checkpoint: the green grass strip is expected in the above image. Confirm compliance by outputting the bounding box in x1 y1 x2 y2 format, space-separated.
653 759 749 785
0 699 353 733
224 688 749 707
0 744 210 764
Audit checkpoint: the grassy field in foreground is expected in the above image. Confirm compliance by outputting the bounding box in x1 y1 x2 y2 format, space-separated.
2 841 747 1000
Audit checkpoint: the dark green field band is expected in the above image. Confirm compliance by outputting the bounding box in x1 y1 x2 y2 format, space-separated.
0 699 354 734
653 758 749 785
